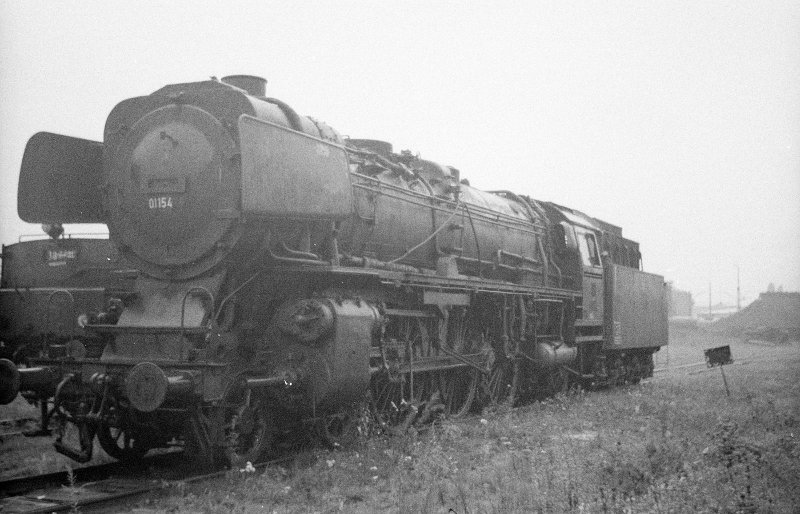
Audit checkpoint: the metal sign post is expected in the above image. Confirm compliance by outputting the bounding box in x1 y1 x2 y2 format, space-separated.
704 345 733 397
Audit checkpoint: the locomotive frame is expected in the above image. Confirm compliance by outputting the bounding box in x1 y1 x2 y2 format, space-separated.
0 75 668 467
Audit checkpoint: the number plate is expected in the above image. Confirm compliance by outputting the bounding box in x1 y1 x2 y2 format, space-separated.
44 246 79 266
148 196 174 210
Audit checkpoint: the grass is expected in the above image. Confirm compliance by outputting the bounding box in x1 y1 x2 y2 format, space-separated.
2 329 797 512
0 393 39 420
130 330 800 513
0 396 114 479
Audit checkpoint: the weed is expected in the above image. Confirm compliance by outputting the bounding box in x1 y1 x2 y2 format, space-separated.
63 463 82 513
34 332 800 513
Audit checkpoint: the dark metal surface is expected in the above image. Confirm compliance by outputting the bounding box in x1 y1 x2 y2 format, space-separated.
705 345 733 367
18 132 104 224
0 237 122 287
0 238 133 363
105 104 238 278
239 115 353 219
7 75 670 469
221 75 267 96
604 264 669 350
320 300 380 407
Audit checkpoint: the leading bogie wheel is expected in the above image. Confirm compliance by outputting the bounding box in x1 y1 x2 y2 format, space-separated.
217 386 275 468
318 405 363 448
97 421 150 462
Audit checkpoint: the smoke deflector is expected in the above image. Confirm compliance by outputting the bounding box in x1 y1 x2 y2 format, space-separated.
18 132 105 224
238 115 353 220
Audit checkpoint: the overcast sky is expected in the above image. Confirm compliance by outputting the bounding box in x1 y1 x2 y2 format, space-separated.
1 1 798 306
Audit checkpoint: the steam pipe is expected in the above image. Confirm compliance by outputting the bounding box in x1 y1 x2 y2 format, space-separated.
266 230 326 266
264 97 304 132
387 199 463 264
279 241 321 261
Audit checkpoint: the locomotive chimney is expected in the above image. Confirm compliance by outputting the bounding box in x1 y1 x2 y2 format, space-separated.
222 75 267 97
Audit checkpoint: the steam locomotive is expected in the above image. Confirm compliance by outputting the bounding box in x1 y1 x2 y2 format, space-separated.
1 231 132 363
0 75 667 466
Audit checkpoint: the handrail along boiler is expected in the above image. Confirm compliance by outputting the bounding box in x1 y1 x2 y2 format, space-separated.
0 75 668 466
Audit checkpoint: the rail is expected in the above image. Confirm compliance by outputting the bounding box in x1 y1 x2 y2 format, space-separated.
0 452 293 513
0 416 39 439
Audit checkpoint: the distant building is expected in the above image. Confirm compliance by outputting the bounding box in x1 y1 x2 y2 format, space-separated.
695 302 738 321
667 283 694 318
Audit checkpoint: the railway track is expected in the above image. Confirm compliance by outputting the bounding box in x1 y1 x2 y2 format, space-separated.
0 417 39 440
0 453 293 513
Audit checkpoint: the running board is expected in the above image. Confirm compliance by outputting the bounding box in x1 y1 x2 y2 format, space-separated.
85 324 208 335
574 335 604 343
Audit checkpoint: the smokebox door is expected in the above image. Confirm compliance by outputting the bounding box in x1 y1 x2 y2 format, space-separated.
18 132 105 223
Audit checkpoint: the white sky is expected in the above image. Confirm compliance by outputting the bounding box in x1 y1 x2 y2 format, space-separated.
1 1 798 306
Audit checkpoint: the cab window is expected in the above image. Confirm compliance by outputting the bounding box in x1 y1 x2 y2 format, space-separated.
559 221 577 250
578 231 602 267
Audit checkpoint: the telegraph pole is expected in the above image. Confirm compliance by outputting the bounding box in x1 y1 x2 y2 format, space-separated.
737 266 741 311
